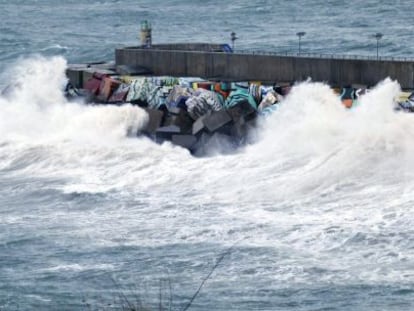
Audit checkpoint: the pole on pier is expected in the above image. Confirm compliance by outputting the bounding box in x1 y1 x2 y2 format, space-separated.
231 32 238 51
296 31 306 55
374 32 383 60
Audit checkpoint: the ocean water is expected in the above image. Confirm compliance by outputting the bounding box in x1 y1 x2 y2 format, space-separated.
1 1 414 310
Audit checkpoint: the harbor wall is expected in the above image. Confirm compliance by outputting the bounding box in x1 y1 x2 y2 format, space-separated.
115 47 414 89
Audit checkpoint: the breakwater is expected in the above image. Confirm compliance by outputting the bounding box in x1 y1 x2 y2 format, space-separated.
115 45 414 89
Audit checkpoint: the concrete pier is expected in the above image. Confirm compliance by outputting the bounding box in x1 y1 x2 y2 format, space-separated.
115 45 414 89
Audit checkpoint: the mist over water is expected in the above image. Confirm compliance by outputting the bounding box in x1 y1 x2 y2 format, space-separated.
1 1 414 310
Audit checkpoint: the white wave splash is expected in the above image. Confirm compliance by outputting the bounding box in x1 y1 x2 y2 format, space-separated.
2 59 414 201
246 78 414 193
0 56 148 144
1 60 414 292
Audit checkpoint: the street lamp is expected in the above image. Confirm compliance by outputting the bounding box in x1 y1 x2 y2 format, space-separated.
374 32 383 60
230 32 238 51
296 31 306 55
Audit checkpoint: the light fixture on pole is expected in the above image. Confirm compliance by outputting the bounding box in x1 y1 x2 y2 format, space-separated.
296 31 306 55
374 32 383 60
231 32 238 51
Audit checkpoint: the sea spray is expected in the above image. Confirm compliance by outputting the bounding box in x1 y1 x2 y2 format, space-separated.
0 56 149 143
253 81 347 158
1 60 414 310
0 56 155 193
221 78 414 204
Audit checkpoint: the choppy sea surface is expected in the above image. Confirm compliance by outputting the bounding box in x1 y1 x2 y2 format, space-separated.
1 1 414 310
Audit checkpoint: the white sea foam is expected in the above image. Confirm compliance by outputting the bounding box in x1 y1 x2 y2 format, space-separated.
41 263 115 273
1 57 414 307
0 56 148 144
2 57 413 211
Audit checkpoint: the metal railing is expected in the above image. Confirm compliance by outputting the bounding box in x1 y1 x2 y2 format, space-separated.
233 49 414 62
121 46 414 62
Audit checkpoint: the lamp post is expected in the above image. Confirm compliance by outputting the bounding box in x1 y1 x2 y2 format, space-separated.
296 31 306 55
230 32 238 51
374 32 383 60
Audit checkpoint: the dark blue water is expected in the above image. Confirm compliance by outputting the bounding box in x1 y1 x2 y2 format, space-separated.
1 1 414 310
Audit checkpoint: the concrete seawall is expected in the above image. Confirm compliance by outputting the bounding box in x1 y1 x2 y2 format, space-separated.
115 47 414 89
